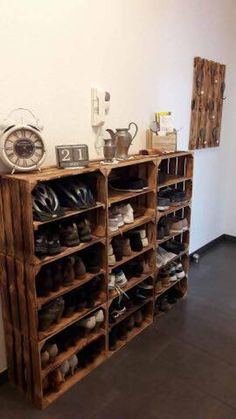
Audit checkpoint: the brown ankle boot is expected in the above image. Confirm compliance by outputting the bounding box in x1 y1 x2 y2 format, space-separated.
120 238 132 256
74 256 86 278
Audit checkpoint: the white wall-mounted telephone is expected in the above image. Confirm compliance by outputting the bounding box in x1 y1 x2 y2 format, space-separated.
91 87 110 127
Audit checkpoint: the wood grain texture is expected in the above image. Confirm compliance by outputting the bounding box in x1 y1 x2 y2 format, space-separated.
189 56 226 150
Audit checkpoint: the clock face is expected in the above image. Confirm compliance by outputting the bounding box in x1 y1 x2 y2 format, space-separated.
4 127 45 169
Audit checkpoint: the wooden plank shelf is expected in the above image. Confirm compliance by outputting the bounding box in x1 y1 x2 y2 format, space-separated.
109 297 153 331
35 236 106 266
42 329 105 378
157 228 189 245
33 203 105 231
109 317 152 356
38 299 105 342
43 351 106 408
109 244 154 270
108 212 155 238
158 176 192 190
108 272 154 302
108 187 154 206
157 202 191 219
155 277 184 299
2 163 101 184
37 269 106 309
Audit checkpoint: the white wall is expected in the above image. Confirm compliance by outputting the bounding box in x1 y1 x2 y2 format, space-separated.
0 0 235 371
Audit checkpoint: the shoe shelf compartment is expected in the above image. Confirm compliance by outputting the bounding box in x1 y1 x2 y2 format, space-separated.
42 336 106 408
108 301 153 355
0 153 193 408
106 159 157 206
0 169 107 263
108 272 154 302
155 253 189 299
108 297 153 331
109 220 156 270
108 208 155 238
157 228 190 245
157 201 191 220
41 328 106 379
35 236 106 266
157 153 193 190
37 270 106 309
37 298 106 342
33 202 105 231
108 244 154 271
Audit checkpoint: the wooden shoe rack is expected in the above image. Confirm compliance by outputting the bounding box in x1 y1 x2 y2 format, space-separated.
0 151 193 408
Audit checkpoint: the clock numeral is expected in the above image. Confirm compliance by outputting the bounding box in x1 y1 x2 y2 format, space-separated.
61 148 71 161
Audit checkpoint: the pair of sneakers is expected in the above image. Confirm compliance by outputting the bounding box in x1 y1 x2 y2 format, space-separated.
109 269 127 291
108 204 134 232
156 246 176 268
77 309 104 334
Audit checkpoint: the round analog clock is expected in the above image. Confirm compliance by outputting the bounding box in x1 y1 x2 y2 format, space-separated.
0 109 46 173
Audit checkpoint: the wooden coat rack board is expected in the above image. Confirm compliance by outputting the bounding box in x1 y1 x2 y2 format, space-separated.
189 56 226 150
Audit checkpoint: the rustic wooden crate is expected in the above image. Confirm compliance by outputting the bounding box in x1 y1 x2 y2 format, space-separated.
146 130 177 152
0 155 193 408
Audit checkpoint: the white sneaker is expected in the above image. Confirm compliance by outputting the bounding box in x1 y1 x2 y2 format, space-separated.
94 309 104 324
142 237 149 247
119 204 134 224
156 252 164 268
110 207 124 227
108 254 116 266
175 263 186 279
115 270 127 287
108 216 119 232
137 229 146 239
108 274 116 290
79 316 96 329
158 247 176 264
108 243 114 256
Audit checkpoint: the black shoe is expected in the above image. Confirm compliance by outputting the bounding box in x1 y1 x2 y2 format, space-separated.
36 267 53 296
112 238 123 261
125 231 143 252
47 230 62 255
60 223 80 247
51 263 64 291
116 323 128 341
124 260 143 278
83 249 101 273
109 177 148 192
162 239 185 255
63 294 77 317
109 330 117 351
35 231 48 255
77 219 92 242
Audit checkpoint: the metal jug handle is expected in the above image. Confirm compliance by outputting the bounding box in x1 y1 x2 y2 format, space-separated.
128 122 138 141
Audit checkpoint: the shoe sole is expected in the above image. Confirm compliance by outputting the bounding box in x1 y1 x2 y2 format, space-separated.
157 206 170 211
110 186 148 192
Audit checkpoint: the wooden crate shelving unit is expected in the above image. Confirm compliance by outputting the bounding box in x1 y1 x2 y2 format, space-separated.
0 152 193 408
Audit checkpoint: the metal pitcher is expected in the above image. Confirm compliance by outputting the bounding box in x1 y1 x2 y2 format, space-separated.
103 138 116 162
106 122 138 160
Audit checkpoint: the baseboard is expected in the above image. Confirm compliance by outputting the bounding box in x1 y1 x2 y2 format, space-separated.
222 234 236 242
190 233 236 259
190 234 225 258
0 369 8 385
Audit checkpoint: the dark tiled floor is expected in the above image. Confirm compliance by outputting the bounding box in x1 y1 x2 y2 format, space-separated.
1 240 236 418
